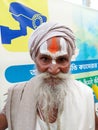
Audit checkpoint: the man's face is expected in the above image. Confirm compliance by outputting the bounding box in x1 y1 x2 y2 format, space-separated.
36 37 70 123
35 37 70 75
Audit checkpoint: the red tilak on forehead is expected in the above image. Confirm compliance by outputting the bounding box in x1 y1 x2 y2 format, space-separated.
47 37 60 53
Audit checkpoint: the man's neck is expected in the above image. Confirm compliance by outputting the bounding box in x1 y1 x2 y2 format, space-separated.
37 105 58 123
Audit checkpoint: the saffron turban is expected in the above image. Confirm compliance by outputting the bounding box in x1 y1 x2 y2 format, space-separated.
28 21 76 61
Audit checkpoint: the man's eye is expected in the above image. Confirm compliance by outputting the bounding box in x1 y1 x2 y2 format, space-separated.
56 57 68 63
40 57 50 63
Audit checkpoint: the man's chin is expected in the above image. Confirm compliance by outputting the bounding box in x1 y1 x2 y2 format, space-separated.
44 77 62 87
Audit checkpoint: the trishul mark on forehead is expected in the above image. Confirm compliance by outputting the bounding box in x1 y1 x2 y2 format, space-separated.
39 37 68 59
47 37 60 53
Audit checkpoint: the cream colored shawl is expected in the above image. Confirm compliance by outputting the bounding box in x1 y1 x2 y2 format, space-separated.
5 74 95 130
5 75 43 130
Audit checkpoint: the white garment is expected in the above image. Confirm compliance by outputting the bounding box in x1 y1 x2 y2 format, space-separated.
36 79 95 130
5 75 95 130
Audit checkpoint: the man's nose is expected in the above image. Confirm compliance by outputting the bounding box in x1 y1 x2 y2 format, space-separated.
48 63 60 75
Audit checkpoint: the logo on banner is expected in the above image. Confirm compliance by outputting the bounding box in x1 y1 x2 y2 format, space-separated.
0 2 47 51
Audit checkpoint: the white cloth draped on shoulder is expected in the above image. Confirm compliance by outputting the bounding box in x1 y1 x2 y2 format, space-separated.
5 74 95 130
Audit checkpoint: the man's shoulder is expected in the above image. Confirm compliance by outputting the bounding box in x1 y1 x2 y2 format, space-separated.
71 79 93 94
8 81 27 93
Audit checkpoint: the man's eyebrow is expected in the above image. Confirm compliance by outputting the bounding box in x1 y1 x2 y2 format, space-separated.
56 54 69 57
40 54 51 57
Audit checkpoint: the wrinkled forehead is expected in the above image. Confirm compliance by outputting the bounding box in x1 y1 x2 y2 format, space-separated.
39 37 68 56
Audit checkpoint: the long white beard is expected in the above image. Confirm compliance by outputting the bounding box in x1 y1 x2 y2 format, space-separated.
37 72 71 130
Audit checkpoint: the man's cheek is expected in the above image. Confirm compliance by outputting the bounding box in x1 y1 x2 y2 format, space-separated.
62 66 70 73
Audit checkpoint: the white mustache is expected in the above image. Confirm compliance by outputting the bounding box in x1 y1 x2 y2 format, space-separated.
41 72 71 80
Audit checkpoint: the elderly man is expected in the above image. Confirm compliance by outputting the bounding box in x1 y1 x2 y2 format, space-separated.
0 21 97 130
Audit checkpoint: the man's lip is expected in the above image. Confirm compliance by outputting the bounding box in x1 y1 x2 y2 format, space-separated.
45 76 59 80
